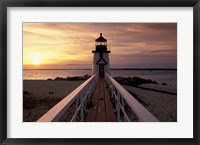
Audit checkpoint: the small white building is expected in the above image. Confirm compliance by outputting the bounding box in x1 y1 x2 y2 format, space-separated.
92 33 111 77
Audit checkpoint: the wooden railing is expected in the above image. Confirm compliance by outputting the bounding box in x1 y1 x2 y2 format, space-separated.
37 74 98 122
105 73 159 122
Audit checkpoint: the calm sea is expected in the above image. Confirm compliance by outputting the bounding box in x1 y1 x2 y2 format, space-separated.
23 69 177 86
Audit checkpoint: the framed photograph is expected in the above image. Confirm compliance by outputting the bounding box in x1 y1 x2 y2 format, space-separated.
0 0 199 144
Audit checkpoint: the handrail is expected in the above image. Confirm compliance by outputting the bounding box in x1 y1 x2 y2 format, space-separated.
37 74 97 122
105 73 159 122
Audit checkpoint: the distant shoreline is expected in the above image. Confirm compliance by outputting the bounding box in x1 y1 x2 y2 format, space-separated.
23 68 177 71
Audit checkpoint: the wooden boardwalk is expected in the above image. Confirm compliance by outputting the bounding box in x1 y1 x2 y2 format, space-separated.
86 77 116 122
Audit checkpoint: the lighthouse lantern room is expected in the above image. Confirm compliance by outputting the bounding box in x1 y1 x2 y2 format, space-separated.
92 33 111 77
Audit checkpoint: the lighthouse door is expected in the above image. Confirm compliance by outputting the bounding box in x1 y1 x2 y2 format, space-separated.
99 65 104 77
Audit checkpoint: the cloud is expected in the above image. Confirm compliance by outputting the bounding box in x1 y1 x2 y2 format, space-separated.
23 23 177 69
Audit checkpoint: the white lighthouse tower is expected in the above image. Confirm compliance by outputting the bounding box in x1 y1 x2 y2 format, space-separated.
92 33 111 77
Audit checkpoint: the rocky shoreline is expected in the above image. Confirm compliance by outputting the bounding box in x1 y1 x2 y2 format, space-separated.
114 76 169 86
47 74 91 81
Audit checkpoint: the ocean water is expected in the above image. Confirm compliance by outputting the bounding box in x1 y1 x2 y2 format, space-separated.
23 69 177 86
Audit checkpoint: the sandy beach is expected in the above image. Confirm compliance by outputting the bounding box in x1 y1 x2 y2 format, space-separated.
23 78 177 122
122 84 177 122
23 80 84 122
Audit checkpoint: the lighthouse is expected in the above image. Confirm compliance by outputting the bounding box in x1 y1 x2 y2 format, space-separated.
92 33 111 77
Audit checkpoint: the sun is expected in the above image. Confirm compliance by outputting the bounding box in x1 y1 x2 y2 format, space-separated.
32 59 41 65
30 54 42 65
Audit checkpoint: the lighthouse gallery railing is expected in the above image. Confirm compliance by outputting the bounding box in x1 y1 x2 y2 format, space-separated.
105 73 159 122
37 74 97 122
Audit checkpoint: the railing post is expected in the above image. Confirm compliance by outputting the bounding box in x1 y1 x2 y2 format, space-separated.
108 80 111 93
111 86 113 99
117 92 120 121
80 94 84 122
121 97 125 121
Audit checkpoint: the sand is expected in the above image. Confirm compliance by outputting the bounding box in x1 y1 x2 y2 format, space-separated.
122 84 177 122
23 80 177 122
23 80 84 122
139 83 177 94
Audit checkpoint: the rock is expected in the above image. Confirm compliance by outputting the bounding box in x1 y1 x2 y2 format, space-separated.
114 76 158 86
66 76 82 81
83 74 91 79
162 82 168 86
54 77 66 81
53 74 91 81
131 76 158 85
66 74 91 81
47 78 53 81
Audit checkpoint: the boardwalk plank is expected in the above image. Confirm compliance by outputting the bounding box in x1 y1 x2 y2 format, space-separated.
86 79 100 122
104 82 116 122
86 77 116 122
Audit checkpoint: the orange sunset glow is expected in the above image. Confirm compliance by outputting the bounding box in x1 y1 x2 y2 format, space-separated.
23 23 177 69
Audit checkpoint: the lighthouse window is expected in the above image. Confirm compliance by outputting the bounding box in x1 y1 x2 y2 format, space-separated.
96 42 106 46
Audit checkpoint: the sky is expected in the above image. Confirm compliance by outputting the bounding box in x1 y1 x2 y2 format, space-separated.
23 23 177 69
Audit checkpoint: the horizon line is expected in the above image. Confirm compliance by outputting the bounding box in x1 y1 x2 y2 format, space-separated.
23 68 177 70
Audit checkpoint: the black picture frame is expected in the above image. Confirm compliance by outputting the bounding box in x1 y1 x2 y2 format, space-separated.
0 0 199 145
